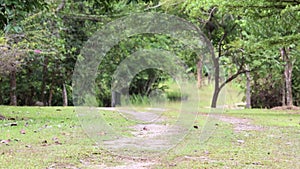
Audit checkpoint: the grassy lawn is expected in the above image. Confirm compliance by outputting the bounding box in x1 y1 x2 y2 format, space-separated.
0 106 120 168
0 106 299 168
0 84 298 168
157 109 299 168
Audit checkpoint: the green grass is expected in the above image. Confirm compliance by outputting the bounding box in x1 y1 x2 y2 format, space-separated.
1 106 299 168
0 84 299 168
156 109 300 169
0 106 128 168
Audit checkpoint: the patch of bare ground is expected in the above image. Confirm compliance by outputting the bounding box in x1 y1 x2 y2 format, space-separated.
46 163 79 169
81 154 158 169
177 155 215 162
92 107 184 168
271 105 300 110
104 159 155 169
209 114 264 132
165 155 219 168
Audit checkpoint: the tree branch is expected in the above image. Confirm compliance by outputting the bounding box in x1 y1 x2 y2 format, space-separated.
201 7 217 29
219 67 248 90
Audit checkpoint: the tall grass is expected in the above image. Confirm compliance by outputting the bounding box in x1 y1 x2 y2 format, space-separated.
120 80 244 109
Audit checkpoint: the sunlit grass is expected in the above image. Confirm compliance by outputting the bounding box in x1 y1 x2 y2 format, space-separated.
1 85 298 168
0 106 120 168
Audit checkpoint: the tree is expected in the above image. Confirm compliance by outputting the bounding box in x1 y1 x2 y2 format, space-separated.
0 0 47 105
0 36 25 105
223 0 300 107
176 2 251 107
179 0 300 108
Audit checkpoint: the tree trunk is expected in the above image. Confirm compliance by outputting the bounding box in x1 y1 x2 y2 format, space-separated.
207 73 212 85
211 57 220 108
9 70 17 106
282 74 286 106
145 74 156 96
281 47 293 107
245 70 251 109
211 87 220 108
62 83 68 106
48 87 53 106
197 59 203 88
281 48 286 106
285 57 293 107
111 91 121 107
41 56 49 106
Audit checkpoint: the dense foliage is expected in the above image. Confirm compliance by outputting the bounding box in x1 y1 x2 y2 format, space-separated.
0 0 299 108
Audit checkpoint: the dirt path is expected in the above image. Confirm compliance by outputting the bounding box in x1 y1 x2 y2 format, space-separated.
91 108 263 169
92 107 184 168
209 114 264 132
102 109 187 152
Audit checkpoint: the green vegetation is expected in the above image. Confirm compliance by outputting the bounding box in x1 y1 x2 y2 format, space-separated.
0 106 137 168
0 1 300 168
0 106 299 168
1 0 299 108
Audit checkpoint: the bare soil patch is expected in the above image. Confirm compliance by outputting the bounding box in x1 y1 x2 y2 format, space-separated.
209 114 264 132
271 106 300 110
95 107 185 168
105 160 155 169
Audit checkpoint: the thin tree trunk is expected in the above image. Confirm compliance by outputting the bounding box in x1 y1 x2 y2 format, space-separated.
48 74 55 106
281 47 293 107
41 56 49 106
211 57 220 108
62 83 68 106
286 57 293 107
282 74 286 106
111 91 121 107
281 48 286 106
30 86 35 105
48 86 53 106
211 87 220 108
207 73 212 85
9 70 17 106
197 59 203 88
145 74 156 96
245 70 251 109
